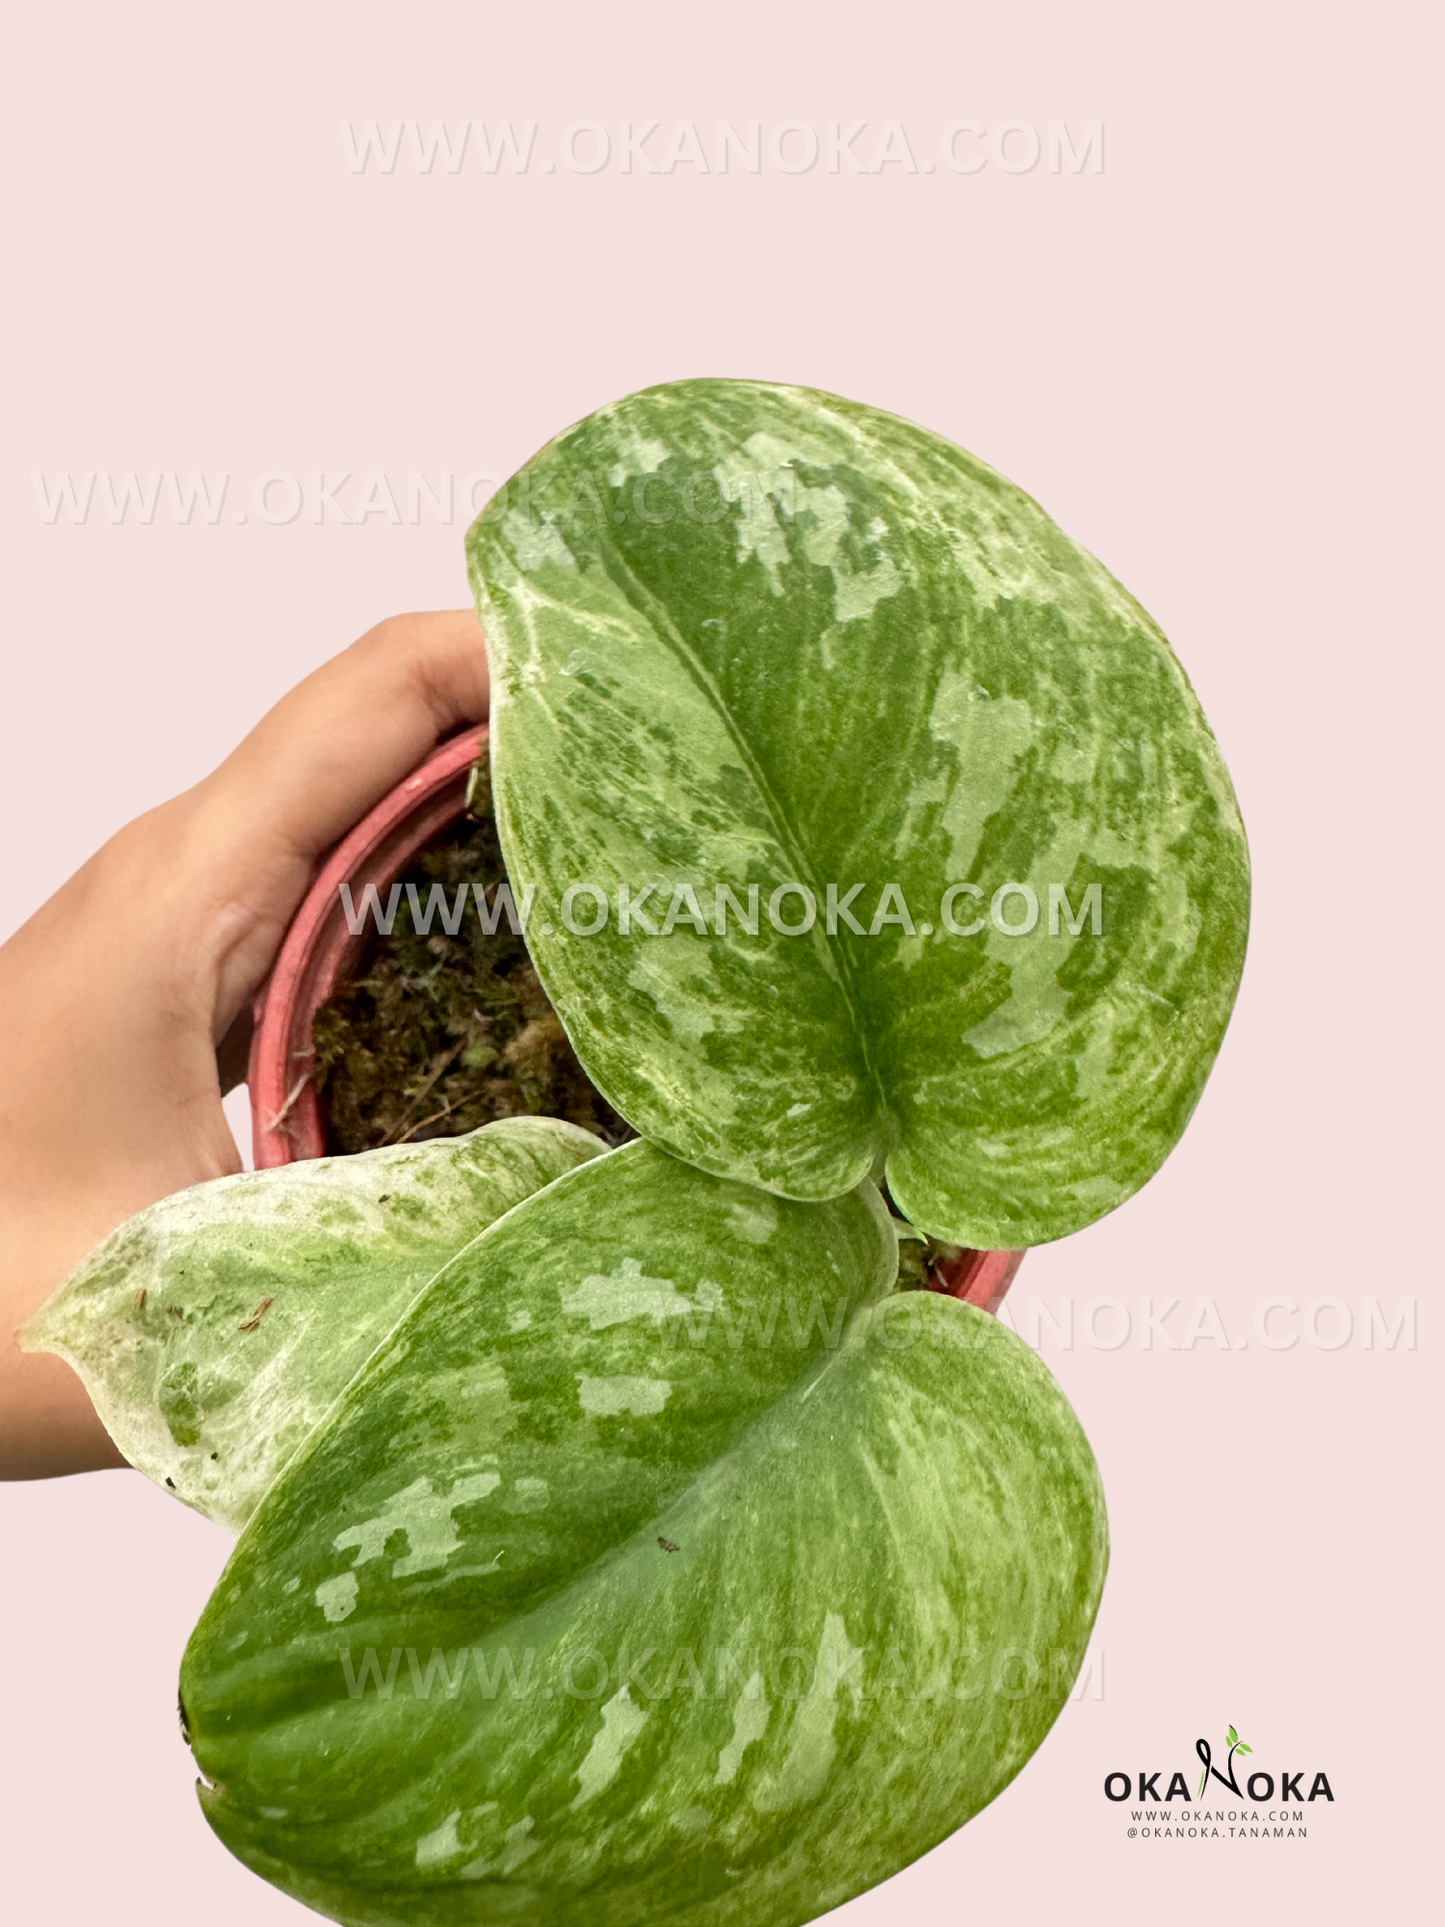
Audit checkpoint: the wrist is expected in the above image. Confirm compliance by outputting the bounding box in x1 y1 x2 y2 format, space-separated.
0 806 242 1477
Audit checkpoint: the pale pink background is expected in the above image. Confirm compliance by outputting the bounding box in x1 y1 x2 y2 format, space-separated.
1 3 1439 1922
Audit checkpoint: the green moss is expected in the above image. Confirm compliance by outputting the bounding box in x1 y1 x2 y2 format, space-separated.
313 753 632 1156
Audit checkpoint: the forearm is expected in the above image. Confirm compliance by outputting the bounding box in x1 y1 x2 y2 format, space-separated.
0 610 490 1479
0 810 239 1475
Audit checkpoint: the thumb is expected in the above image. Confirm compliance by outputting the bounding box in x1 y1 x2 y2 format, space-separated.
174 610 492 1032
201 608 490 864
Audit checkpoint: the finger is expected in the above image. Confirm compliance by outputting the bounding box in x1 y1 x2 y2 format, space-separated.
170 610 491 1030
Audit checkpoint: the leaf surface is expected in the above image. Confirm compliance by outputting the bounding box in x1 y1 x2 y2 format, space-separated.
467 378 1250 1245
22 1119 606 1529
182 1142 1106 1927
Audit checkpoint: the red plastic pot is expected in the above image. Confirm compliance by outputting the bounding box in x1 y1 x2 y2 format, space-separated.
248 729 1024 1316
248 727 488 1169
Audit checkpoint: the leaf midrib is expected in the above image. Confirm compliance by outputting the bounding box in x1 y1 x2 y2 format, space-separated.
591 534 891 1148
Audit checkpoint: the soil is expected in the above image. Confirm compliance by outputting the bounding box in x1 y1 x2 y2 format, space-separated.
888 1209 967 1293
313 750 634 1155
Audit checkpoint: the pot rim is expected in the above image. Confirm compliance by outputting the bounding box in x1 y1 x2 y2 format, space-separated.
248 727 487 1168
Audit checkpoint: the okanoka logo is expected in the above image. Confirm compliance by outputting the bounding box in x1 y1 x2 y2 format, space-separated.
1104 1722 1335 1817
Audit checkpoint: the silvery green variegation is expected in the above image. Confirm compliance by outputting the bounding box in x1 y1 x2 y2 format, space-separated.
18 380 1182 1927
22 1119 605 1529
182 1142 1107 1927
467 378 1249 1248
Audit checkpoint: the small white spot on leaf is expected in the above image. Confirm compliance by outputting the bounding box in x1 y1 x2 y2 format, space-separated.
415 1810 462 1869
506 1476 550 1514
314 1572 358 1623
334 1469 503 1578
571 1686 649 1808
561 1257 692 1329
715 1678 770 1786
577 1375 672 1418
725 1197 779 1245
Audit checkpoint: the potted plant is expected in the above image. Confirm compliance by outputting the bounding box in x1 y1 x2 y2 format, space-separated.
23 378 1248 1927
246 724 1023 1313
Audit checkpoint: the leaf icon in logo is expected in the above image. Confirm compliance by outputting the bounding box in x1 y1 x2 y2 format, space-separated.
1197 1727 1253 1799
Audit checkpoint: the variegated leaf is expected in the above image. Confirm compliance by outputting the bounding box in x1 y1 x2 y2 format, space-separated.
21 1119 606 1529
181 1141 1105 1927
467 378 1249 1246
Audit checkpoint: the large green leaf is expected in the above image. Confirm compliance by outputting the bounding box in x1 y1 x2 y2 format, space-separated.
21 1119 605 1529
181 1142 1106 1927
467 378 1249 1247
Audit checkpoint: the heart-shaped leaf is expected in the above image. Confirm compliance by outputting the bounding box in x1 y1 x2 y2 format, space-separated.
181 1142 1106 1927
467 378 1249 1247
21 1119 606 1529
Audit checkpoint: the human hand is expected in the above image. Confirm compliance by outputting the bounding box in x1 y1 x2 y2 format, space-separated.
0 611 489 1478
